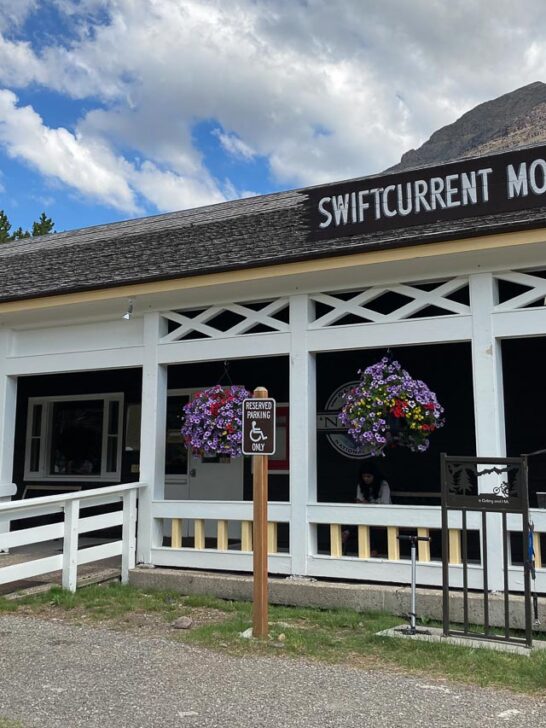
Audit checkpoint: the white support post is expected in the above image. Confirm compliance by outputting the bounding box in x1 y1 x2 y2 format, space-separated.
121 488 138 582
289 295 317 575
0 329 17 553
137 313 168 564
470 272 506 591
62 500 80 592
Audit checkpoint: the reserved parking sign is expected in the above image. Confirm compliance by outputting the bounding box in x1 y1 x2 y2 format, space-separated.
242 398 276 455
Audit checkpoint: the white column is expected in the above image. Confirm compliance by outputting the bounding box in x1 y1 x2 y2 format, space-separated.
469 272 506 591
289 295 317 575
0 329 17 553
136 313 168 564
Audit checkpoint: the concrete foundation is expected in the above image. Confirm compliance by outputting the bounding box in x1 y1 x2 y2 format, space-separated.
377 626 546 655
129 567 546 632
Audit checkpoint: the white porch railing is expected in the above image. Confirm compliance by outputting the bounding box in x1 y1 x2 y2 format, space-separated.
0 482 144 592
151 500 292 574
308 504 546 593
5 491 541 593
151 500 546 593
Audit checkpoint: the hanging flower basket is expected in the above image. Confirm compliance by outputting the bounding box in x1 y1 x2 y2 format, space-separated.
339 357 445 457
181 384 251 457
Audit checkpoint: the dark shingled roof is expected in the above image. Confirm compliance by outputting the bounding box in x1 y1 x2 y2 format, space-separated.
1 169 546 304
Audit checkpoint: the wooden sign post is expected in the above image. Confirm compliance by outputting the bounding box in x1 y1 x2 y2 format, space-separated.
242 387 276 638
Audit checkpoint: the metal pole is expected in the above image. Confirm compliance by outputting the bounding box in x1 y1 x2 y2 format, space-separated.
482 510 489 636
502 511 510 641
440 453 450 637
397 533 430 635
462 508 469 634
410 540 417 634
522 456 533 648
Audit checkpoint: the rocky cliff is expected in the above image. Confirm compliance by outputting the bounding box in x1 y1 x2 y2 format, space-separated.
387 81 546 172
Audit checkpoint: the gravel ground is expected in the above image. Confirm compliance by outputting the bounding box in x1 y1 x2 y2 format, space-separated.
0 614 545 728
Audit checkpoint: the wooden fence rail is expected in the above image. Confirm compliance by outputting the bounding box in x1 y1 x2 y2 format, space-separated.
0 482 145 592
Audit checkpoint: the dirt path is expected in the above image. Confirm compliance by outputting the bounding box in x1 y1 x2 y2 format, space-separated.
1 614 545 728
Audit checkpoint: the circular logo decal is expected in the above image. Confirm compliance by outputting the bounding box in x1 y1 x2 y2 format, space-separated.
319 381 369 460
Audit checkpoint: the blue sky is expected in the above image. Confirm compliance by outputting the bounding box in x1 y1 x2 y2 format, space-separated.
0 0 544 235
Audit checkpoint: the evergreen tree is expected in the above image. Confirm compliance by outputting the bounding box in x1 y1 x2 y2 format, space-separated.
11 227 30 240
0 210 55 243
32 212 55 237
0 210 12 243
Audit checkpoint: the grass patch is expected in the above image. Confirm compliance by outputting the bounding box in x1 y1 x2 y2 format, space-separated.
0 718 25 728
0 599 17 613
2 584 546 694
8 583 185 621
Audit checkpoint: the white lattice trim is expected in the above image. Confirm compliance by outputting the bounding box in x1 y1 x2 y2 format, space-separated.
494 271 546 312
159 298 290 342
309 277 469 329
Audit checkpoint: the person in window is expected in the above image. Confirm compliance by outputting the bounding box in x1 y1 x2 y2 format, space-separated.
356 463 391 504
342 463 391 553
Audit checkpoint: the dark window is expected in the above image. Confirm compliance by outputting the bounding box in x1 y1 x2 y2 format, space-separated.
50 400 103 476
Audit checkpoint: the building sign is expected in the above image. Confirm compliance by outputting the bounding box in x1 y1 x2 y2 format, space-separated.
442 457 525 512
308 144 546 242
242 398 276 455
317 382 367 460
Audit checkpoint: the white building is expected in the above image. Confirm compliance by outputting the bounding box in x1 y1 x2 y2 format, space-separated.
1 143 546 593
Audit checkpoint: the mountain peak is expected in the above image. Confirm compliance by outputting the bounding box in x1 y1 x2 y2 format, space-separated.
387 82 546 172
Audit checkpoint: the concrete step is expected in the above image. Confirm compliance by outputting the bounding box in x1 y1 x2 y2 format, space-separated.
129 566 546 633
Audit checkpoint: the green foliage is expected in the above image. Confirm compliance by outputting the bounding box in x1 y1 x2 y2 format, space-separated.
10 227 30 240
0 210 11 243
0 210 55 243
32 212 55 237
0 598 17 613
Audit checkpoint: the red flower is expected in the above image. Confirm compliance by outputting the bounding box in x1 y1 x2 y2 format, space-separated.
391 398 408 418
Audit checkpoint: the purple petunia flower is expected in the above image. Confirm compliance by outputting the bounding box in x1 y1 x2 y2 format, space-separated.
180 384 251 457
339 357 445 457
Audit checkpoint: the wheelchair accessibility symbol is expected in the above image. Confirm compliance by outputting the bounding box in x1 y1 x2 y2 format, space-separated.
250 421 268 442
242 398 276 455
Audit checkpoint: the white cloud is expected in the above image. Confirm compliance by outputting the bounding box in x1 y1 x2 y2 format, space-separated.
0 0 545 213
131 161 225 212
0 0 37 30
0 35 46 87
0 90 230 214
0 90 137 212
213 129 255 161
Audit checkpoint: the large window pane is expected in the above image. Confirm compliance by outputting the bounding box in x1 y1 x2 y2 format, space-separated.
108 400 119 435
30 438 41 472
106 436 117 472
29 403 43 472
106 399 120 473
50 400 103 475
31 404 42 437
